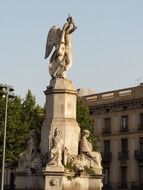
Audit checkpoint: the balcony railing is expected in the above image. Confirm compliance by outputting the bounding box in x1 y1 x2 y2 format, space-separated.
102 127 111 135
118 151 129 161
138 123 143 131
102 152 112 162
131 183 143 190
139 184 143 189
131 182 139 190
134 150 143 161
103 184 112 190
118 184 128 189
119 126 129 133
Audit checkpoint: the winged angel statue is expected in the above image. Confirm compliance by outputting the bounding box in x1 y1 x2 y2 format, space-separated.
45 16 77 79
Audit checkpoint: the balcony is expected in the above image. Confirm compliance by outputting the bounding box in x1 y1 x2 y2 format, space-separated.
118 151 129 161
119 126 129 133
117 181 128 189
102 152 112 162
139 184 143 189
138 123 143 131
131 183 143 190
103 184 112 190
102 127 111 135
134 150 143 161
130 182 143 190
118 184 128 189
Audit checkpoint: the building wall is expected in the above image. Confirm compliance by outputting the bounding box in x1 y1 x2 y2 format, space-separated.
84 84 143 190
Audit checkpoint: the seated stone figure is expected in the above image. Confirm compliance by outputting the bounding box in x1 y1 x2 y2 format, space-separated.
48 128 63 167
80 129 102 174
17 130 42 173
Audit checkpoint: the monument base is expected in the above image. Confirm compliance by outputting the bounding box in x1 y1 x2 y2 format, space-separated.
15 171 44 190
41 78 80 157
43 169 103 190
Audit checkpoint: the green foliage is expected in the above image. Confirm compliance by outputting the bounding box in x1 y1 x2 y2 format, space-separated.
84 166 95 175
20 90 45 147
0 90 45 162
76 96 101 150
65 161 74 172
6 97 23 160
0 96 6 159
76 97 91 132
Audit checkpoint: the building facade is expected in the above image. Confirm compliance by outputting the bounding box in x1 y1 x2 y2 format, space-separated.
84 84 143 190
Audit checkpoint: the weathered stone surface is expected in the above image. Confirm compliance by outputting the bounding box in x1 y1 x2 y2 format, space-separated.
17 130 42 173
44 16 77 79
79 129 102 175
41 78 80 159
15 172 44 190
47 128 64 167
44 171 103 190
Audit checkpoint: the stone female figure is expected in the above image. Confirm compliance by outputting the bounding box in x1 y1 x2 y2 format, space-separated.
48 128 63 167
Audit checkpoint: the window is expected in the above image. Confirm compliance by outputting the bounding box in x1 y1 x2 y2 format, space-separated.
140 137 143 153
104 140 110 153
105 118 111 128
121 139 128 153
121 167 127 187
139 166 143 186
103 118 111 133
104 167 110 185
140 113 143 129
121 115 128 131
119 139 128 160
104 141 111 160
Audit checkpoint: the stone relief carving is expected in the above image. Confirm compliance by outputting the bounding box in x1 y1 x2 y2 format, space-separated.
49 179 57 186
17 130 42 173
17 128 102 176
45 16 77 79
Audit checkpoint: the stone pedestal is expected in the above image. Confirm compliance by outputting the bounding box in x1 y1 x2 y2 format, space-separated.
15 171 44 190
44 167 65 190
41 78 80 157
43 169 103 190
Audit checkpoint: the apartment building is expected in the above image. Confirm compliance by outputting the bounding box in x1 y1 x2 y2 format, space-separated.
83 84 143 190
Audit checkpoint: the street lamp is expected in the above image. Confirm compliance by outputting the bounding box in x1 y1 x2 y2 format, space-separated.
0 84 14 190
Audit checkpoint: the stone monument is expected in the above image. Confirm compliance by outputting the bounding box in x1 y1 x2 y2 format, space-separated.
42 16 103 190
15 16 103 190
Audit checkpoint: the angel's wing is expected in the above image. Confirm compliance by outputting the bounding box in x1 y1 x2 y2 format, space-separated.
44 26 61 59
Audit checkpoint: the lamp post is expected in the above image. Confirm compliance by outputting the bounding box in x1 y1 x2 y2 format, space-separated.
0 84 14 190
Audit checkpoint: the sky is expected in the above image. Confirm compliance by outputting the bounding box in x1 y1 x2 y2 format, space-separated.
1 1 143 106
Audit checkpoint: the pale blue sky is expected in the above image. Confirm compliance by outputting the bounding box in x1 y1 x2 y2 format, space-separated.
1 1 143 106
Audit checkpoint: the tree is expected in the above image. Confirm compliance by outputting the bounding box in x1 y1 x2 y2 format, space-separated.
76 96 91 132
76 96 97 150
6 96 23 161
0 90 45 162
20 90 45 148
0 96 7 161
0 95 24 161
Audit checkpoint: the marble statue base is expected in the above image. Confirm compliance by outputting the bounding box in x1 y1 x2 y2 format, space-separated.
43 169 103 190
15 169 103 190
15 171 44 190
41 78 80 157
